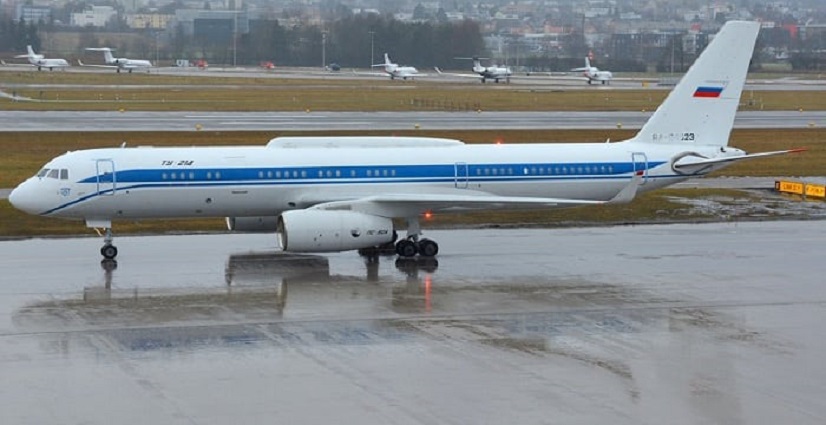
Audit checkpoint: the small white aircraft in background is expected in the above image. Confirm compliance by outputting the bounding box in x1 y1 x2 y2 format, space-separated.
572 57 613 85
10 45 70 71
437 57 513 83
9 22 801 262
79 47 152 73
370 53 424 80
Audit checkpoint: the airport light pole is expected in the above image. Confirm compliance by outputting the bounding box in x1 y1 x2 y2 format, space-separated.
369 30 375 66
322 31 327 70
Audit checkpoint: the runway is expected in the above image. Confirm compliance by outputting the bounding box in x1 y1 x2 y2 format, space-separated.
1 222 825 424
1 110 824 131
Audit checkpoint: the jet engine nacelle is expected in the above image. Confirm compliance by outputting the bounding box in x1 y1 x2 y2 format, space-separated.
277 210 394 252
226 216 279 232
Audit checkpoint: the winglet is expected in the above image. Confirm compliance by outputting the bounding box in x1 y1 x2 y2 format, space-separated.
434 67 443 74
77 59 85 66
608 173 642 204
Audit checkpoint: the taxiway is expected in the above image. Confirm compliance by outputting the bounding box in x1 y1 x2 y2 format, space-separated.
0 110 823 131
1 222 825 424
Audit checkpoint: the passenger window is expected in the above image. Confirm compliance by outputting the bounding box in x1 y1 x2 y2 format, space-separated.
37 168 49 177
47 169 59 179
60 169 69 180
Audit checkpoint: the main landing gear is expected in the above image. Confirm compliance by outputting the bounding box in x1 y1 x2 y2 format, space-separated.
394 218 439 258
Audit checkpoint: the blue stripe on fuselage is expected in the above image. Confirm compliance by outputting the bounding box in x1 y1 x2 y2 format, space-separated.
48 161 667 216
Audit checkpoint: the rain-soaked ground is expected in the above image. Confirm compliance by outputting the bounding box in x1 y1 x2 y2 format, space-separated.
1 221 825 425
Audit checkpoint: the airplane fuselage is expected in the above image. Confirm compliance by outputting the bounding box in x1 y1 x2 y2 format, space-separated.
12 140 725 221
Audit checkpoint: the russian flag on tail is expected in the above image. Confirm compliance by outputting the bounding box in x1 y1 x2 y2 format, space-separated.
693 86 724 98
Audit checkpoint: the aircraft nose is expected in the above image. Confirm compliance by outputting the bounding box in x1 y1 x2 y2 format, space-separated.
8 182 41 215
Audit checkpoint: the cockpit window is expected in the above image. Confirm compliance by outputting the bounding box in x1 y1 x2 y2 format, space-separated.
60 169 69 180
47 169 59 179
37 168 49 177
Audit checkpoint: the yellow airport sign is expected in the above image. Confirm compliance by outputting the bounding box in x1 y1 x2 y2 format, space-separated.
805 184 825 198
776 180 826 199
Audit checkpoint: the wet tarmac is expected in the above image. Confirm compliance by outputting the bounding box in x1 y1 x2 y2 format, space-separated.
1 221 825 424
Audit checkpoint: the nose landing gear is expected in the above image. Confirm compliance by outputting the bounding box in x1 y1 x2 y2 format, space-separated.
90 221 118 260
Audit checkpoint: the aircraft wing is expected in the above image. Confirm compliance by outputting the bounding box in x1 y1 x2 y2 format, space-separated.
309 175 641 218
434 67 483 79
77 60 116 69
353 70 392 77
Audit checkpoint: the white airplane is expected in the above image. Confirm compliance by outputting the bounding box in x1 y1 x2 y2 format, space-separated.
80 47 152 73
370 53 423 80
12 45 70 71
9 21 800 261
437 57 513 83
572 56 613 85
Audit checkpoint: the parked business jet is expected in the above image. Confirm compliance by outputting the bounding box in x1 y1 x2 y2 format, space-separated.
9 22 800 261
437 57 513 83
370 53 423 80
572 57 613 85
11 45 70 71
79 47 152 73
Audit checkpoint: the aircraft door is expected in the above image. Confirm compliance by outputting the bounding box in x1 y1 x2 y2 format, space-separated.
454 162 468 189
631 152 648 185
96 159 116 195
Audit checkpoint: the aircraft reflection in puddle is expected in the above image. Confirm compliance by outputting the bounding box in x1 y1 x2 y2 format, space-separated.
20 252 440 330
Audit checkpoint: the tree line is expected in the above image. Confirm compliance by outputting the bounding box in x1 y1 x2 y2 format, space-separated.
180 13 485 68
0 18 41 53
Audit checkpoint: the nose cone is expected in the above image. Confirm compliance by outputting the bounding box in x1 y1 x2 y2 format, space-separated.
8 182 41 215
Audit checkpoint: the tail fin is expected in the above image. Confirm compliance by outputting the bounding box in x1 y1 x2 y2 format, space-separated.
585 57 591 69
384 53 391 65
102 48 115 64
632 21 760 147
27 45 36 56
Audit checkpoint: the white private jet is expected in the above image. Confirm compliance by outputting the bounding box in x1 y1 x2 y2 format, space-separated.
573 57 613 85
11 45 70 71
10 21 801 261
79 47 152 73
370 53 423 80
437 57 513 83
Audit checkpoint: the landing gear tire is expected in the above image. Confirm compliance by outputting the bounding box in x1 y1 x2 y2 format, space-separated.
101 244 118 259
395 239 417 257
418 239 439 257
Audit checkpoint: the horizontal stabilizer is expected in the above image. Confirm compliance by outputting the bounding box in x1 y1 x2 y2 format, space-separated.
673 148 805 174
